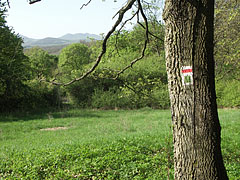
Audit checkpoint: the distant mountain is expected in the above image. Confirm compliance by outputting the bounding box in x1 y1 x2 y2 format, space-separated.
21 35 38 45
59 33 101 41
21 33 101 48
30 37 71 46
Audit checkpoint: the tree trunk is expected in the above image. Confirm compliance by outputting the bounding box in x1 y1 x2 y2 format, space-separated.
163 0 228 179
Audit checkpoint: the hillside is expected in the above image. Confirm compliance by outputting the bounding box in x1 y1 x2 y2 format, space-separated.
21 33 101 48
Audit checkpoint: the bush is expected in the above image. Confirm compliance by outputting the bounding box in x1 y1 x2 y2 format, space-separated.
64 77 120 108
64 78 96 107
62 53 170 109
91 88 130 109
0 82 60 112
216 79 240 108
90 84 170 110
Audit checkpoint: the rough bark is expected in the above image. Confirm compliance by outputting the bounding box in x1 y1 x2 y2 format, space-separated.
163 0 228 179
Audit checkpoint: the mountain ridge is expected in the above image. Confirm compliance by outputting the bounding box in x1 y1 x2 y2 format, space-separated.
21 33 102 47
59 33 101 41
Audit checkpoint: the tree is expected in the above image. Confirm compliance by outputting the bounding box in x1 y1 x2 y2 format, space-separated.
25 47 58 80
163 0 228 179
58 43 92 82
0 2 29 111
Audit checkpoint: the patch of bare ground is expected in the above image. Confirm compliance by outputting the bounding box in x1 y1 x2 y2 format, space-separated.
40 127 68 131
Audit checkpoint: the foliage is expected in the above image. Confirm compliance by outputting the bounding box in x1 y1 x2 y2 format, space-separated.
23 81 60 109
24 47 58 80
0 3 59 112
64 78 99 107
214 0 240 108
67 52 170 109
71 27 169 109
25 52 62 110
1 0 239 111
91 87 131 109
23 47 60 109
0 23 60 111
0 109 239 179
215 0 240 107
0 2 29 111
215 0 240 80
58 43 92 81
97 23 165 60
216 80 240 108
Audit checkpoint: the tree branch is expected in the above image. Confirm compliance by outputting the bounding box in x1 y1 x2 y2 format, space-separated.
114 10 138 56
113 0 149 79
138 0 149 42
50 0 137 86
29 0 41 5
6 0 10 8
114 38 148 79
137 21 164 42
80 0 92 10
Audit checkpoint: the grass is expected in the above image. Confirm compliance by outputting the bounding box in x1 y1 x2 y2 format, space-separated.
0 108 239 179
218 109 240 179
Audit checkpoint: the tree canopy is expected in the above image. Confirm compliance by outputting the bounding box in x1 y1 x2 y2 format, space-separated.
58 43 92 79
25 47 58 81
215 0 240 80
0 2 29 111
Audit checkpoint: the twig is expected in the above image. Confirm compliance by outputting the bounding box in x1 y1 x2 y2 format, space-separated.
116 78 154 99
29 0 41 5
80 0 92 10
119 10 138 32
114 39 148 79
114 11 138 56
7 0 10 8
138 0 149 42
138 21 164 42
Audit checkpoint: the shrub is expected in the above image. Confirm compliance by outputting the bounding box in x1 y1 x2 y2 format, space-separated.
216 79 240 108
90 88 131 109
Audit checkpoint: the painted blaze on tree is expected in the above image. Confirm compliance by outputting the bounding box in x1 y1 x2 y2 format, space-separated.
163 0 228 179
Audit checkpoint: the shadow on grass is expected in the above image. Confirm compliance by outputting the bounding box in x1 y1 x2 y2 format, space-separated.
0 108 102 122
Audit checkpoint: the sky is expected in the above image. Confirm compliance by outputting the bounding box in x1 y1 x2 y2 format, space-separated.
6 0 131 39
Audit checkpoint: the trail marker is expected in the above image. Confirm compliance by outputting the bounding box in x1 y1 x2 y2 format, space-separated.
181 66 193 85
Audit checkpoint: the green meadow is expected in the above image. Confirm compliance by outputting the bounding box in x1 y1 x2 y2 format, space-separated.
0 109 239 179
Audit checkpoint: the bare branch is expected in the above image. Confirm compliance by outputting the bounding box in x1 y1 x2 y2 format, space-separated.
139 0 164 42
114 38 148 79
49 0 137 86
6 0 10 8
41 0 156 86
29 0 41 5
80 0 92 10
119 10 138 32
114 10 138 56
136 0 164 42
113 0 149 79
138 0 149 42
137 21 164 42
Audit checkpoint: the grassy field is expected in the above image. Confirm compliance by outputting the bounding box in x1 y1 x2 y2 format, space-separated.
0 108 239 179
